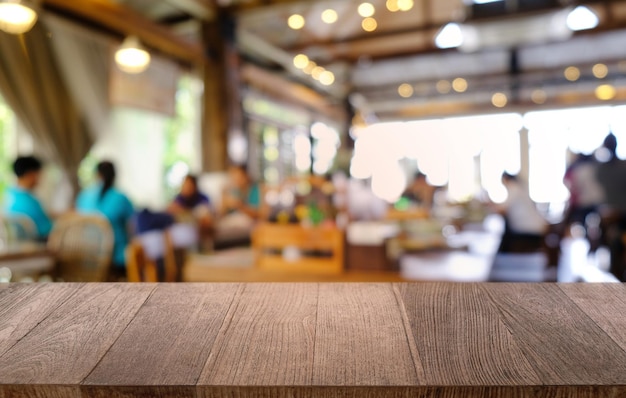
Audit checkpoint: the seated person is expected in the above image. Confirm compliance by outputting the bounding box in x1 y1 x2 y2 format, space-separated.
496 173 547 253
168 175 213 223
76 161 134 274
167 174 213 251
4 156 52 240
221 165 260 219
402 172 436 210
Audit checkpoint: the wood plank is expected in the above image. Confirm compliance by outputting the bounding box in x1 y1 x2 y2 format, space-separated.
42 0 206 64
480 283 626 385
83 283 240 397
193 385 625 398
197 283 318 389
312 283 419 386
560 284 626 352
0 284 154 388
0 283 83 358
395 283 540 386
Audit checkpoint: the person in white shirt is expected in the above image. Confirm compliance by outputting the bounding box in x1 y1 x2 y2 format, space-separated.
497 173 547 252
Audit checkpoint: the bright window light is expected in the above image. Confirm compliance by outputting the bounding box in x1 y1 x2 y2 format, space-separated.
435 23 464 49
472 0 503 3
566 6 599 31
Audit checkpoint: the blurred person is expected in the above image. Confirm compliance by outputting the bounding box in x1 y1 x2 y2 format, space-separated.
4 156 53 240
221 165 260 219
563 153 604 226
167 174 213 251
496 173 547 253
76 161 134 274
402 172 436 209
168 175 213 222
595 133 626 280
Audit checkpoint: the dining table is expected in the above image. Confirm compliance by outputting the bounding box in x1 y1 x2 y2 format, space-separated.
0 241 54 281
1 282 626 397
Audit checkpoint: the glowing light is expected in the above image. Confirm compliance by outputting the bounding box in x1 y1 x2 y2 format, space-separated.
492 92 508 108
452 78 468 93
435 23 464 49
398 83 414 98
288 14 305 30
566 6 599 31
115 36 151 74
371 161 407 203
362 17 378 32
311 66 325 80
386 0 399 12
595 84 616 101
303 61 316 75
397 0 414 11
293 54 309 69
436 80 452 94
358 2 375 17
531 89 547 105
0 1 37 34
321 9 338 24
592 63 608 79
564 66 580 82
319 70 335 86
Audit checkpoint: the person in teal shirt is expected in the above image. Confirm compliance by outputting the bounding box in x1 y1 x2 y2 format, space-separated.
76 161 134 270
4 156 53 240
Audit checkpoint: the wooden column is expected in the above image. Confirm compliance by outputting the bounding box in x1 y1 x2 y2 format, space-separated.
200 14 231 172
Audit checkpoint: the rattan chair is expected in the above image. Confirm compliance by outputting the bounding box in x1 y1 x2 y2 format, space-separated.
48 214 114 282
2 215 38 242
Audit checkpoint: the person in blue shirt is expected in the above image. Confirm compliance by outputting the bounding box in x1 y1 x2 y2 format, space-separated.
76 161 134 271
4 156 53 240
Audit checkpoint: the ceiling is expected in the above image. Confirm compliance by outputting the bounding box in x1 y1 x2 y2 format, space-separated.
49 0 626 122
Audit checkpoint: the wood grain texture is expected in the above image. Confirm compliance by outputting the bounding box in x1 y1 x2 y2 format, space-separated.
194 386 625 398
0 283 154 385
84 283 240 391
198 283 318 387
0 283 83 357
480 283 626 385
312 283 419 386
0 385 80 398
560 284 626 352
395 283 541 386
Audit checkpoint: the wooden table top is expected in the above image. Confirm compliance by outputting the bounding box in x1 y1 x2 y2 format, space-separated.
1 283 626 397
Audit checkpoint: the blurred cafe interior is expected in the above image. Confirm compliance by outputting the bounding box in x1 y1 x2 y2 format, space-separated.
1 0 626 284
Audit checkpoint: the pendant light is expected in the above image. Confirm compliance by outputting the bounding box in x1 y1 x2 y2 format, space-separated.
0 0 38 35
115 36 151 74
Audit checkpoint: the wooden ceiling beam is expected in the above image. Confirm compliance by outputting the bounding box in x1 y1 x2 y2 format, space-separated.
162 0 215 21
42 0 207 64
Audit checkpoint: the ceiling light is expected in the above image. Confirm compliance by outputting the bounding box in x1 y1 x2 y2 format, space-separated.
592 63 608 79
566 6 599 32
435 23 464 49
312 66 325 80
436 80 452 94
321 9 338 24
0 0 38 34
564 66 580 82
452 78 468 93
386 0 400 12
362 17 378 32
595 84 616 101
358 2 375 18
397 0 414 12
288 14 305 30
398 83 414 98
531 89 547 105
492 92 508 108
293 54 309 69
115 36 151 74
320 71 335 86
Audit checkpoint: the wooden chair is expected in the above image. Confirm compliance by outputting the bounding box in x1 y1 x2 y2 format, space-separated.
47 214 114 282
126 226 192 282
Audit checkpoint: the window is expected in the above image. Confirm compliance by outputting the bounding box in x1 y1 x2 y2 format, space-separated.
0 97 17 202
